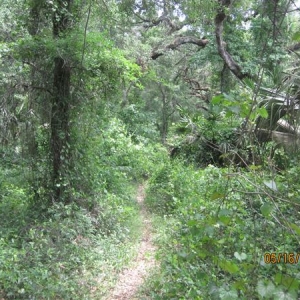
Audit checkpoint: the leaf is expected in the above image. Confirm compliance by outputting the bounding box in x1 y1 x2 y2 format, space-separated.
211 192 225 200
274 273 299 290
249 164 262 170
225 111 234 117
197 271 208 280
257 107 268 118
289 223 300 236
208 283 219 298
244 78 255 89
260 202 274 217
264 180 277 191
187 220 197 226
198 250 208 259
233 280 246 290
219 287 239 300
256 280 276 298
229 106 240 114
234 252 247 261
219 209 232 225
219 260 239 274
204 225 215 236
292 31 300 42
223 93 234 101
273 289 297 300
211 95 224 105
178 251 188 258
219 216 231 225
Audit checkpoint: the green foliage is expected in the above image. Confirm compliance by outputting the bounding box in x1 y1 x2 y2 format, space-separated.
146 161 300 299
74 104 167 197
292 31 300 42
0 201 138 299
1 0 300 298
0 96 169 298
211 91 268 121
83 31 142 85
145 160 200 214
169 107 241 166
119 104 160 141
0 160 144 299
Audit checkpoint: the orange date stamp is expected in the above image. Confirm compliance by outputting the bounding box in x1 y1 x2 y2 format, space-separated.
264 252 300 264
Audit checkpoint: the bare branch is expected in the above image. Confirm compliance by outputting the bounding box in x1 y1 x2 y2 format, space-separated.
151 36 208 59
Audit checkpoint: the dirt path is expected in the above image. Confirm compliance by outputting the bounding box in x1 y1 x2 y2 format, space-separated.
107 184 156 300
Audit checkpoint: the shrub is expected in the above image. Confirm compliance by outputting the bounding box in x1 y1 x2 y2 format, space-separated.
147 163 300 299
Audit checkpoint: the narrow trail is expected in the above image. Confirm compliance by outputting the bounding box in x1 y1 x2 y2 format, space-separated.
107 184 156 300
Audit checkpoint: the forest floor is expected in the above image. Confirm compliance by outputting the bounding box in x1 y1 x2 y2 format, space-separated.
106 184 157 300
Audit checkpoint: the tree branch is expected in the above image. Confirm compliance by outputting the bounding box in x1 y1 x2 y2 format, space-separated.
288 42 300 52
21 84 53 95
81 0 92 66
215 0 250 80
151 36 208 59
143 14 186 34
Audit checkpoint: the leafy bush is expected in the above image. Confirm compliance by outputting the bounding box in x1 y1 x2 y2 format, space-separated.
119 104 160 142
145 160 200 214
0 219 89 299
169 108 241 167
74 109 168 197
0 103 171 299
0 111 169 298
146 162 300 299
0 184 141 299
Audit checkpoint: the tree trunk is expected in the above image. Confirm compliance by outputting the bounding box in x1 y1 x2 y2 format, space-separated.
50 0 73 202
51 57 71 201
159 84 169 145
161 97 168 144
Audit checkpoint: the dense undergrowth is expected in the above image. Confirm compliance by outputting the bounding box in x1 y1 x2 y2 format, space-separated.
0 111 167 299
2 112 300 300
143 155 300 299
2 104 300 300
2 1 300 299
